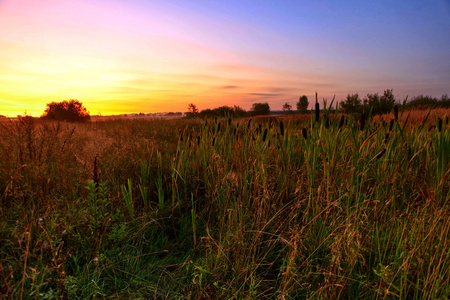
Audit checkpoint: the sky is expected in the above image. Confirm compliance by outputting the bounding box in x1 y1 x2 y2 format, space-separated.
1 0 450 116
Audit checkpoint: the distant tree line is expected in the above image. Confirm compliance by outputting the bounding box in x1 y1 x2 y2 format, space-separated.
405 94 450 108
186 96 311 118
339 90 450 115
22 90 449 124
186 102 273 118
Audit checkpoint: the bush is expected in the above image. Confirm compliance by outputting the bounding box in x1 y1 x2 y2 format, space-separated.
250 102 270 116
41 100 90 122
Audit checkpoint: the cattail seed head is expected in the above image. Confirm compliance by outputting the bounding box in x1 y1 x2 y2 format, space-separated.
376 148 386 159
445 116 449 125
279 121 284 136
217 122 221 133
262 128 268 142
228 117 232 126
302 127 307 139
360 113 366 131
197 136 201 146
394 105 399 121
384 132 390 144
338 115 345 129
389 119 394 132
212 137 216 146
315 102 320 123
247 118 252 131
437 118 442 132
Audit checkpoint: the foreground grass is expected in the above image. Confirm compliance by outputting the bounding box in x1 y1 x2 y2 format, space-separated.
0 108 449 299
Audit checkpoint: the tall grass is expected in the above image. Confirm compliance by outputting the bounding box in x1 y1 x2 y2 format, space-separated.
0 108 449 299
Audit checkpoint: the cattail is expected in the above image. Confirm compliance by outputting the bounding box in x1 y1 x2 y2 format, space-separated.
214 116 217 124
259 124 262 135
205 118 208 127
384 132 390 144
93 155 99 189
338 115 345 129
315 102 320 123
217 122 221 133
279 121 284 136
212 137 216 146
428 125 435 132
247 118 252 131
302 127 307 139
179 129 183 142
375 148 386 159
262 128 268 142
325 116 330 129
197 136 201 146
445 116 449 125
437 118 442 132
389 119 394 132
394 105 399 121
228 117 232 127
233 128 237 136
360 112 366 131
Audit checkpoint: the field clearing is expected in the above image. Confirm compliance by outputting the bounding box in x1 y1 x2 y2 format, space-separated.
0 108 449 299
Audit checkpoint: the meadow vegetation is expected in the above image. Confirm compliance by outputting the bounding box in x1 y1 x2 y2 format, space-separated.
0 104 449 299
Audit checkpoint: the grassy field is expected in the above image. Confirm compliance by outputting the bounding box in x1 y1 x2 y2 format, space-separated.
0 107 449 299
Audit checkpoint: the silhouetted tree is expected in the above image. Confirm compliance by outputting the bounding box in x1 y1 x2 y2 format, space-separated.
250 102 270 116
363 89 396 115
297 95 309 114
41 99 90 122
282 102 293 114
340 93 362 114
186 103 199 117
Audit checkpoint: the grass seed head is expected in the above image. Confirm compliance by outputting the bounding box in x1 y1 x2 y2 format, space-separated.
93 155 99 188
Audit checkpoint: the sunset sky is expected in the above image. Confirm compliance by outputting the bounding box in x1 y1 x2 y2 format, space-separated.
1 0 450 116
